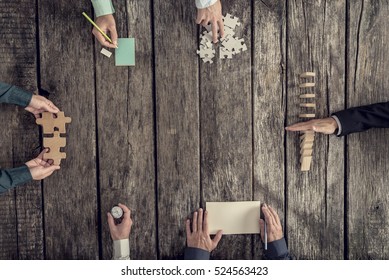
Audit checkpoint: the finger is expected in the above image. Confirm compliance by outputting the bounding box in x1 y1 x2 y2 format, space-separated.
259 219 265 242
211 21 218 43
268 206 281 226
197 208 203 232
43 165 61 177
47 159 54 165
201 19 210 27
218 19 225 39
196 12 204 24
185 219 192 239
262 205 275 226
45 103 60 113
118 203 131 219
108 25 118 47
285 121 315 131
93 29 108 46
203 210 209 233
37 149 48 159
107 212 116 229
192 211 198 232
212 230 223 247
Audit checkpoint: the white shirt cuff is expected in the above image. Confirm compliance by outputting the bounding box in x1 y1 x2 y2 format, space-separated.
113 239 130 260
331 115 342 136
196 0 218 9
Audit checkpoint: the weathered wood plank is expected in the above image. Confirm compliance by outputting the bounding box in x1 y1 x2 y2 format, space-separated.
252 0 286 259
286 0 345 259
0 0 43 260
154 0 200 259
38 0 99 259
348 0 389 259
96 0 156 260
200 0 252 259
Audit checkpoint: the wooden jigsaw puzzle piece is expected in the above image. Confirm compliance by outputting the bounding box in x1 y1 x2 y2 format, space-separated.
223 13 241 29
43 131 67 166
36 111 72 134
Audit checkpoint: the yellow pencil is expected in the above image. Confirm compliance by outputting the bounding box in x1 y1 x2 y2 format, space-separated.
82 12 113 44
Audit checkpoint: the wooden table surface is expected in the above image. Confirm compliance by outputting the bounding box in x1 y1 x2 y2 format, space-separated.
0 0 388 260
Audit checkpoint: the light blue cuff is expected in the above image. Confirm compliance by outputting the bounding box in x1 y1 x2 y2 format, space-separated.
331 115 342 136
91 0 115 17
196 0 218 9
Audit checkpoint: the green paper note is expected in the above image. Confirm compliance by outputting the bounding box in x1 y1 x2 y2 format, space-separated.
115 38 135 66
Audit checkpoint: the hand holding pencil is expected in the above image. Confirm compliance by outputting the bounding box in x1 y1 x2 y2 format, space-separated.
259 204 284 245
83 12 118 49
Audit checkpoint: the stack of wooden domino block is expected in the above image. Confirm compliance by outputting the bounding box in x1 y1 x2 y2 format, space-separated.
299 72 316 171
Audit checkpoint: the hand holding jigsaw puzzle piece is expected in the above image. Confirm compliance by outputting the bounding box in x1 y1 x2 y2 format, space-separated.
43 131 67 166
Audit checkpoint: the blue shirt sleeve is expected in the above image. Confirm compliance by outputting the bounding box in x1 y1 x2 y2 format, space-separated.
0 82 33 107
91 0 115 17
264 238 291 260
0 165 33 194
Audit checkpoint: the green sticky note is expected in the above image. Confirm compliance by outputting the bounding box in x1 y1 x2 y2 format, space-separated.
115 38 135 66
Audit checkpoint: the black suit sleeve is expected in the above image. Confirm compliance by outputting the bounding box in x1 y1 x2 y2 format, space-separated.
264 238 291 260
332 101 389 136
184 247 210 260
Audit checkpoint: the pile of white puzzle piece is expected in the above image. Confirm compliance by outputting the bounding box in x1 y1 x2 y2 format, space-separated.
197 13 247 64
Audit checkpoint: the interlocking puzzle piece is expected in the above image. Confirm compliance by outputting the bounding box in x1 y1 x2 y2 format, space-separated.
221 35 247 54
223 13 241 29
202 57 214 64
220 47 233 59
36 112 72 134
43 131 67 166
301 149 313 156
100 48 112 58
196 45 216 59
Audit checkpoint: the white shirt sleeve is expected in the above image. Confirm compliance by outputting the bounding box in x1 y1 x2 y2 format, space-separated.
331 115 342 136
195 0 218 9
112 239 130 260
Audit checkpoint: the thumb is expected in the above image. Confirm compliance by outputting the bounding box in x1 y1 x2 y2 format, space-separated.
259 219 265 242
107 212 116 229
212 230 223 248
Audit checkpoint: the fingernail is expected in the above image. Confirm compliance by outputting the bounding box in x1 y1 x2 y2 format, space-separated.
263 203 267 208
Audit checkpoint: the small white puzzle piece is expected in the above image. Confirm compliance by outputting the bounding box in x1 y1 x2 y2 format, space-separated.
223 13 241 29
100 48 112 58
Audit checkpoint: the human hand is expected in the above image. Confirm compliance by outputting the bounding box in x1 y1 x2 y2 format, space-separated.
196 0 224 43
285 117 338 134
25 149 61 180
93 14 118 48
259 204 283 243
25 95 60 118
107 203 133 241
186 208 222 252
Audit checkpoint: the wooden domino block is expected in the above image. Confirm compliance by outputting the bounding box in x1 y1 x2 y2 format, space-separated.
299 94 316 98
301 148 313 156
300 133 315 141
300 156 312 171
300 141 313 149
300 72 315 78
299 114 316 118
300 103 316 108
299 83 315 88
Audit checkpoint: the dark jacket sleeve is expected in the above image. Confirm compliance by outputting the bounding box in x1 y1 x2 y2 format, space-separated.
184 247 210 260
0 165 33 194
264 238 291 260
332 102 389 136
0 82 33 107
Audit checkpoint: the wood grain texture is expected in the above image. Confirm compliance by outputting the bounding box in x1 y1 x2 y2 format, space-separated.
154 0 200 259
348 0 389 259
0 0 43 260
96 0 156 260
252 0 286 259
38 0 99 259
200 0 252 259
286 0 345 259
